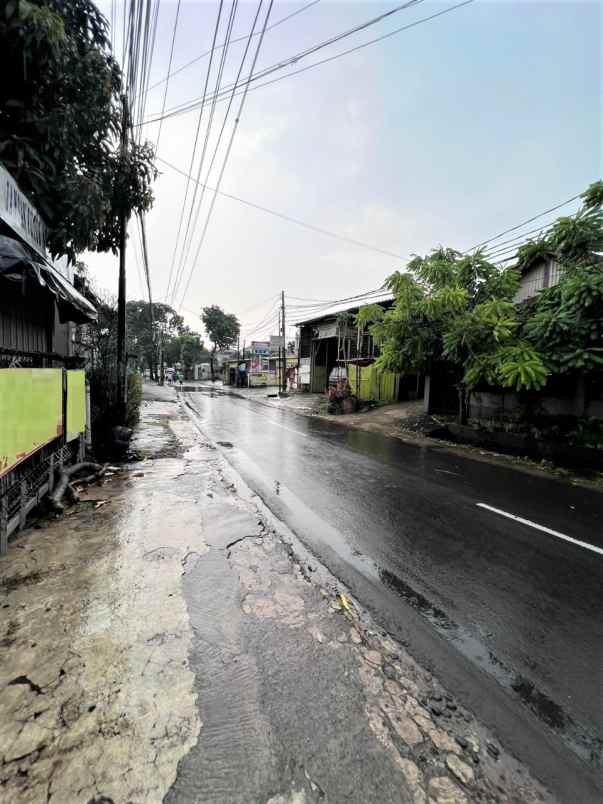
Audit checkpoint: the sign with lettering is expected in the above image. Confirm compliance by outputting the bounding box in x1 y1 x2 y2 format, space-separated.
0 164 47 258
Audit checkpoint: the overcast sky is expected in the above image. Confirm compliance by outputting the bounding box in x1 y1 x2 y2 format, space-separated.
87 0 601 341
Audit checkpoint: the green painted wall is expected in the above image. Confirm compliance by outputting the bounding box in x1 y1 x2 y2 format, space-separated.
0 369 63 477
66 370 86 441
347 364 399 403
0 368 87 478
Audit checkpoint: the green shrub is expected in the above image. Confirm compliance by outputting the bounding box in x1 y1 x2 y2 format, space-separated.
127 372 143 428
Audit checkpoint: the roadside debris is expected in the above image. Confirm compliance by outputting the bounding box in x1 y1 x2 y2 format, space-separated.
48 462 106 513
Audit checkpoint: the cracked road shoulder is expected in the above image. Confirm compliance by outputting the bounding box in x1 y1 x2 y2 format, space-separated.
0 397 557 804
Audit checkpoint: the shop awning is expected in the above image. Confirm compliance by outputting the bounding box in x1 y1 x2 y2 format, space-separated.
0 235 97 324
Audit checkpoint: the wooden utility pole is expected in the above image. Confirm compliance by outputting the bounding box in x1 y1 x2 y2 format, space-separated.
280 289 286 393
116 95 129 424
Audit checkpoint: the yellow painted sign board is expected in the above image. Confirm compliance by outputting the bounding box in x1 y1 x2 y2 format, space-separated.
0 369 63 477
66 370 86 442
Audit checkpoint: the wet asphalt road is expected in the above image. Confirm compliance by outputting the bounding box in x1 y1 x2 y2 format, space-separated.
184 388 603 799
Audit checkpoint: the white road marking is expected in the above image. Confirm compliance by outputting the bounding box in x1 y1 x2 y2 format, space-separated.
476 503 603 557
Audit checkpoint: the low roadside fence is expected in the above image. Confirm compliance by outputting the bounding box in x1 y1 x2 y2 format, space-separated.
0 367 88 555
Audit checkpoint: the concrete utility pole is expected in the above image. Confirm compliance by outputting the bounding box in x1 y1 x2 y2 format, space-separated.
281 289 286 393
116 95 129 424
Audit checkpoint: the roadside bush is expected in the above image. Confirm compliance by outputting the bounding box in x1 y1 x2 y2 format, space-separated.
127 372 143 428
88 367 142 455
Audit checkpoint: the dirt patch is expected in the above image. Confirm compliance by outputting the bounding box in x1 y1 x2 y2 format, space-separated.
1 571 44 593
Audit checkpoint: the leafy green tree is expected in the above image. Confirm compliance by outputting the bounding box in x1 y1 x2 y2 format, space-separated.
523 266 603 375
519 183 603 382
363 249 547 422
0 0 156 261
201 305 240 380
126 301 183 378
164 332 204 373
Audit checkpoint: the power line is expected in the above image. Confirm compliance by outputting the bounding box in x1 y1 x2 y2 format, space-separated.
138 213 154 305
146 0 321 93
176 0 279 309
164 0 225 303
285 287 391 321
143 0 426 124
141 0 473 128
241 301 281 336
155 0 181 153
243 311 281 339
169 0 244 305
464 192 582 253
131 221 147 297
482 222 554 256
239 293 281 318
134 0 160 137
287 296 341 303
157 156 405 260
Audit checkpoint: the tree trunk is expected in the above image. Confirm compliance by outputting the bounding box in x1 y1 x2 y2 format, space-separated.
210 347 216 382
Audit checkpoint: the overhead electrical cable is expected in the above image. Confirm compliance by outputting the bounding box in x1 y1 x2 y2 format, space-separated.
176 0 282 309
143 0 427 123
157 156 405 260
481 223 555 255
171 0 264 296
169 0 242 305
243 312 281 339
136 0 161 139
147 0 322 93
141 0 473 128
241 300 281 336
464 192 583 253
155 0 181 152
164 0 225 303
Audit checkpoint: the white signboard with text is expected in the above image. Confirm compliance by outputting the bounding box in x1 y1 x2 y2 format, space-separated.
0 163 47 258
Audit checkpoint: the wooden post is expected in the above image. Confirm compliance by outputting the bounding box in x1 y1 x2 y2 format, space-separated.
19 481 27 530
0 495 8 555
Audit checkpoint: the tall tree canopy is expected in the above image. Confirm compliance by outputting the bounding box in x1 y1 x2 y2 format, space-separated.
164 331 205 371
126 301 183 376
0 0 156 260
363 250 547 420
361 180 602 421
201 306 240 352
520 181 603 378
201 305 240 379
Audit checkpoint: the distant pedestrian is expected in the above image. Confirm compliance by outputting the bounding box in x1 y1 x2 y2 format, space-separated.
177 370 184 390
